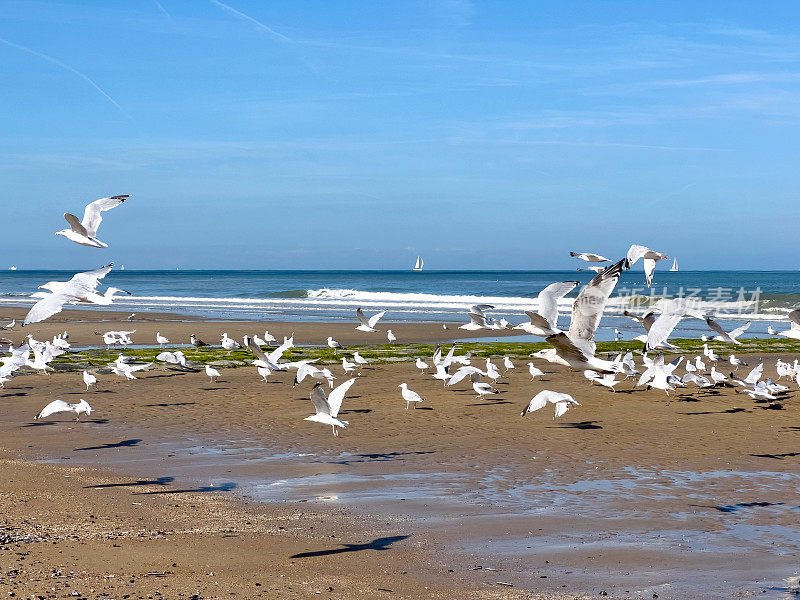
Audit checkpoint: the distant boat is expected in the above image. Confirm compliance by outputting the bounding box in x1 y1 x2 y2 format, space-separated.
9 266 16 271
412 256 424 272
669 258 678 272
120 264 125 270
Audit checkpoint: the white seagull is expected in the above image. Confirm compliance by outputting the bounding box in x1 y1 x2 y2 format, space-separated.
415 357 429 374
55 195 129 248
82 370 97 391
398 383 424 409
527 362 545 381
503 356 515 372
626 244 668 287
355 308 387 332
514 281 579 337
471 373 498 400
305 378 357 436
205 364 221 383
706 317 751 345
35 399 93 421
570 252 610 263
156 332 170 347
387 330 396 343
776 310 800 340
23 264 114 326
341 356 357 373
327 336 344 353
521 391 580 419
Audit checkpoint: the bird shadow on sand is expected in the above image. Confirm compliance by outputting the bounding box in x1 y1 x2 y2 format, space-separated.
74 438 142 451
692 501 785 514
20 417 109 428
84 476 175 489
547 421 603 430
469 400 512 406
677 408 750 415
782 426 800 432
340 408 372 414
750 451 800 460
290 535 410 559
326 451 434 465
201 387 232 391
133 482 237 495
144 401 197 407
1 392 27 397
145 373 187 379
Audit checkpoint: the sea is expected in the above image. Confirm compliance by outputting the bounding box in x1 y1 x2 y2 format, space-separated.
1 269 798 341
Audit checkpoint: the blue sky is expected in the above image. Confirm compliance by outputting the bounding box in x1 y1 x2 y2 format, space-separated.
2 0 800 269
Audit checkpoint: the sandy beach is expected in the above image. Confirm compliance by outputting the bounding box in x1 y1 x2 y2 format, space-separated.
2 308 799 598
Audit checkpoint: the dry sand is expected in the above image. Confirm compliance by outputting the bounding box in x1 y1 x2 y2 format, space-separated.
1 309 799 598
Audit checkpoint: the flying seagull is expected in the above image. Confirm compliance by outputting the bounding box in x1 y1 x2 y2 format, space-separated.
521 391 580 419
305 378 357 436
570 252 610 263
23 264 114 326
514 281 579 337
705 317 751 345
625 244 668 287
55 195 129 248
355 308 386 332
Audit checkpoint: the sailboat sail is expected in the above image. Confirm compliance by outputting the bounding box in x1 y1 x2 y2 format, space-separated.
669 258 678 271
413 256 423 271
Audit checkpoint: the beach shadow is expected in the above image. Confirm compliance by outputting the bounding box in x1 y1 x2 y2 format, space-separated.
290 535 409 559
201 386 231 391
326 451 434 465
782 426 800 432
469 401 512 406
134 481 237 495
702 502 785 514
21 417 109 428
1 392 27 397
145 373 186 379
340 408 372 414
677 408 750 415
85 476 175 489
414 406 434 410
750 452 800 460
144 401 197 407
548 421 603 430
74 438 142 451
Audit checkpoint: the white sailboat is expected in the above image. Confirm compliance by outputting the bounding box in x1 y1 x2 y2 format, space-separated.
412 255 424 272
669 258 678 272
9 266 17 271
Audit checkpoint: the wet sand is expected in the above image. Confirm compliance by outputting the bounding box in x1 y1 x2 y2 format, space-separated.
2 327 800 598
0 306 523 347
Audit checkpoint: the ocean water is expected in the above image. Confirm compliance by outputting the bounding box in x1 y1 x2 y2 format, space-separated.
0 269 798 340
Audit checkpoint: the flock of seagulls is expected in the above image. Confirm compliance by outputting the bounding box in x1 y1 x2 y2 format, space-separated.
3 209 800 429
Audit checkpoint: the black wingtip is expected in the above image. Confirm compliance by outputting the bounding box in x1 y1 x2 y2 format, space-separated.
569 252 577 256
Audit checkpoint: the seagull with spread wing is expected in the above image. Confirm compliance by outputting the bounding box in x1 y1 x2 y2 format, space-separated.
521 390 580 419
626 244 668 287
35 399 93 421
570 252 610 263
705 317 751 345
305 378 357 436
513 281 578 337
355 308 387 332
55 195 129 248
775 310 800 340
24 264 114 326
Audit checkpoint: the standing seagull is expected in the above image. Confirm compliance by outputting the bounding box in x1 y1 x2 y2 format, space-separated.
398 383 425 409
156 332 170 348
55 195 129 248
305 378 357 436
82 370 97 391
527 362 545 381
355 308 387 332
205 364 221 383
471 373 498 400
521 391 580 419
35 399 93 421
190 334 209 347
415 357 429 374
327 336 344 353
387 330 397 344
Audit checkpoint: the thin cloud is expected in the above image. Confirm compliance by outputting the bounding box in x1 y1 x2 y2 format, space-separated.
0 36 131 120
152 0 173 20
209 0 290 42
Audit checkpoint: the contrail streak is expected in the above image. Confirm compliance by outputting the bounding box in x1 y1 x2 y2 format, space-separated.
0 36 130 118
209 0 290 42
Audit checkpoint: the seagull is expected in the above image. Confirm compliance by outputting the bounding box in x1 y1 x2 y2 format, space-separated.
305 378 357 436
257 365 270 382
446 365 486 387
341 356 357 374
110 359 152 380
126 313 136 321
731 362 764 387
398 383 424 409
432 363 451 385
253 334 268 346
82 370 97 391
55 195 129 248
205 364 221 383
521 391 580 419
503 356 515 372
262 330 276 344
190 334 209 347
485 359 501 382
643 298 703 351
353 352 369 367
415 357 429 374
695 355 707 373
83 287 132 305
729 355 748 371
706 317 751 345
0 319 16 330
0 343 29 385
570 252 610 263
638 355 684 395
709 366 728 386
576 266 605 273
703 344 720 363
584 369 619 392
514 281 579 337
156 350 187 367
471 373 498 400
355 308 387 332
156 332 170 347
776 310 800 340
326 336 344 353
767 325 778 336
23 264 114 326
221 333 240 353
387 330 396 343
625 244 668 287
35 399 93 421
682 372 714 388
527 362 545 381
